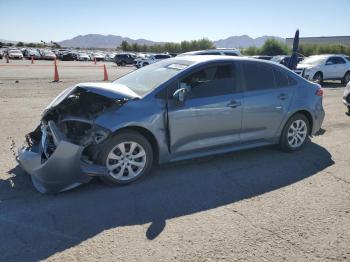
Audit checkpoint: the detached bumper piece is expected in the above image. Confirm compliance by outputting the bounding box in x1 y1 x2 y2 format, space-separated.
17 121 108 194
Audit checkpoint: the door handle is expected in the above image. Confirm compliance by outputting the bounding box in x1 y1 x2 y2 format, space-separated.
227 101 241 108
278 93 288 100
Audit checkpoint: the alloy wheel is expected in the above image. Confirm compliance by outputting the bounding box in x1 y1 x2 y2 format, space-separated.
287 119 308 148
106 141 147 180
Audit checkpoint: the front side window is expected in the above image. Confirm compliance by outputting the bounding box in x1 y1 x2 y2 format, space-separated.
180 64 237 99
243 63 275 91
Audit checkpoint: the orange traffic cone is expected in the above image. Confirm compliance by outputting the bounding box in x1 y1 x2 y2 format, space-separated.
6 55 9 63
103 64 108 81
31 56 34 64
53 61 59 82
94 57 97 65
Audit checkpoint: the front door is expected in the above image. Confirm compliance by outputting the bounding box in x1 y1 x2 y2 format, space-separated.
167 63 243 155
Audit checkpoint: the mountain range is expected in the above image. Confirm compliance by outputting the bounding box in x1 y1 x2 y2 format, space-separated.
57 34 285 49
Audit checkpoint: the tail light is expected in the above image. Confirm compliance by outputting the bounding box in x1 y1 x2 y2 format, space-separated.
316 88 324 97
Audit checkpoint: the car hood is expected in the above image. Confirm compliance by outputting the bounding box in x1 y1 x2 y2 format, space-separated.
45 83 140 110
296 64 315 70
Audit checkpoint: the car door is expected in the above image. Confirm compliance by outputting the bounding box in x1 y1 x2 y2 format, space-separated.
324 57 342 79
167 63 243 155
240 62 295 142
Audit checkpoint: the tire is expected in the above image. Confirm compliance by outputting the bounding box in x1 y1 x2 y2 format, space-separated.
97 130 153 185
279 113 310 152
342 71 350 84
143 62 149 67
313 72 323 84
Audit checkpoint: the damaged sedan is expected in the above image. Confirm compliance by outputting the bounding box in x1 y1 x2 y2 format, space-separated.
17 56 325 193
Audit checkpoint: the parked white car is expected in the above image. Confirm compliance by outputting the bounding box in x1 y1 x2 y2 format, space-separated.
135 54 171 68
295 54 350 84
77 52 90 61
178 49 242 57
40 50 56 60
8 49 23 59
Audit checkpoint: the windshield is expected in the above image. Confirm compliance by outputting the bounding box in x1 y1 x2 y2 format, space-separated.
113 59 194 96
300 56 326 65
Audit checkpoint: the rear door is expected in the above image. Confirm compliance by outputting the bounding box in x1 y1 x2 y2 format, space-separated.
167 62 243 155
240 62 296 142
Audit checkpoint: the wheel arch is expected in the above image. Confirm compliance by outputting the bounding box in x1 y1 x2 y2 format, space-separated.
287 110 314 135
115 126 160 163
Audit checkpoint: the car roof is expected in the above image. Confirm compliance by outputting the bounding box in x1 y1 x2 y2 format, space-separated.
172 55 286 69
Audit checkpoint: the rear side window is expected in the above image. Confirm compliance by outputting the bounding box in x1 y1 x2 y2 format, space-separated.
243 63 275 91
274 69 289 87
180 64 237 98
334 57 346 64
274 69 298 87
198 51 221 55
223 52 238 56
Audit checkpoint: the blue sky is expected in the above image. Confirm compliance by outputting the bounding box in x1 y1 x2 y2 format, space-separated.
0 0 349 42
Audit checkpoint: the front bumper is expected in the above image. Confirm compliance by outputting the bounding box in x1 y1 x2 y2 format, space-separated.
17 121 108 194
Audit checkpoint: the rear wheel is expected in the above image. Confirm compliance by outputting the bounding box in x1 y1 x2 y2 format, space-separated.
97 130 153 185
280 114 310 152
313 72 323 84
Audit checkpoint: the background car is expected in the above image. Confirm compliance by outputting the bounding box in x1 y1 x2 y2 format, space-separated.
40 50 56 60
23 48 41 59
91 53 105 61
295 54 350 84
77 52 90 61
251 55 273 60
7 49 23 59
271 55 304 67
115 53 136 66
178 49 242 57
135 54 171 68
60 52 78 61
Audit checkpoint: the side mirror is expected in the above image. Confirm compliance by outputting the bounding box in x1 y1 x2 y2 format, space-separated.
173 88 186 106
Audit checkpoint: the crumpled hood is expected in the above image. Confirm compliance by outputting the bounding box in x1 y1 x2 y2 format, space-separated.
45 82 140 110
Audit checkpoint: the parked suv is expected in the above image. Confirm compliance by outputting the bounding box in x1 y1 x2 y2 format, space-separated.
18 56 325 193
295 54 350 84
115 53 136 66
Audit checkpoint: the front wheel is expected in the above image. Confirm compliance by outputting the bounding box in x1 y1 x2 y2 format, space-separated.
280 114 310 152
313 72 323 84
97 130 153 185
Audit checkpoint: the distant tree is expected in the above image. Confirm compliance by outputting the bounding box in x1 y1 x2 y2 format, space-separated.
260 39 290 56
0 42 3 48
243 46 259 56
7 43 13 47
131 43 140 52
120 40 131 51
16 41 24 47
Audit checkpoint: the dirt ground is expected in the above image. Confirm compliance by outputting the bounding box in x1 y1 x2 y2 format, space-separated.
0 59 349 262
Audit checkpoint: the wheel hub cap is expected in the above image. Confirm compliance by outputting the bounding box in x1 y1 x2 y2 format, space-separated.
287 120 307 148
106 141 146 180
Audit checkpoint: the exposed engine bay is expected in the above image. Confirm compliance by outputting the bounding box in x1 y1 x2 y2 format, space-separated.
17 83 139 193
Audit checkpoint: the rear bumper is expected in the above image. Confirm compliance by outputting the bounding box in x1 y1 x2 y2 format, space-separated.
312 106 325 135
17 121 108 194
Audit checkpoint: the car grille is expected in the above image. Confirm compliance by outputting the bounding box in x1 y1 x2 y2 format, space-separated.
346 94 350 103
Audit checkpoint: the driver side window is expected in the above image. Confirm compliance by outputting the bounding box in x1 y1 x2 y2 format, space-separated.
180 64 237 99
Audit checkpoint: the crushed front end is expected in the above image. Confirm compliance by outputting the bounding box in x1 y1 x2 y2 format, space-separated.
17 84 136 193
